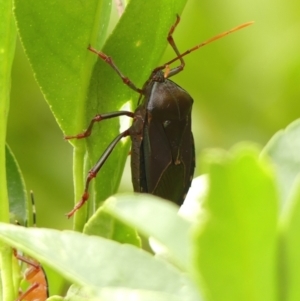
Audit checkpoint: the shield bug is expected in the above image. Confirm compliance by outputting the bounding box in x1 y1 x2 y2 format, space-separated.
14 192 49 301
66 16 253 217
14 251 49 301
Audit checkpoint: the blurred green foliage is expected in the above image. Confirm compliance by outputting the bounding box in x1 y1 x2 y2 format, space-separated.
6 0 300 229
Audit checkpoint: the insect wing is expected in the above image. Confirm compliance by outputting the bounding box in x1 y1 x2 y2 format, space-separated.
139 79 195 205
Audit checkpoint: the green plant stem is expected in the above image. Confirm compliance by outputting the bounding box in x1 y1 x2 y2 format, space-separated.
0 0 17 299
72 145 88 232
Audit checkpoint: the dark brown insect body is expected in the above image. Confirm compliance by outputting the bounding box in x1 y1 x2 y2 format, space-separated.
65 16 253 217
130 71 194 204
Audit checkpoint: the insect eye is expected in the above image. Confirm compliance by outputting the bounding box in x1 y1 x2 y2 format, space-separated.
163 120 171 128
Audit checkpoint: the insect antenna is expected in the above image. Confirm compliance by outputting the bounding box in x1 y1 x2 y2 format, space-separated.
159 20 254 78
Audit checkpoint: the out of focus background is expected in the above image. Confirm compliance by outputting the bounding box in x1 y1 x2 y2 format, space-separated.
7 0 300 229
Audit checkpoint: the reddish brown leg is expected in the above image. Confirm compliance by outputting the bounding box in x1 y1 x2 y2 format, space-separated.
152 14 185 77
13 250 40 269
166 15 185 74
65 111 134 140
15 283 39 301
66 128 131 218
88 45 143 94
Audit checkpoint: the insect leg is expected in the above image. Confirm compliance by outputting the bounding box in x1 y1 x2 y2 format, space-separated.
166 15 185 76
88 45 143 94
66 128 131 218
65 111 134 139
15 283 40 301
152 14 185 78
13 250 40 270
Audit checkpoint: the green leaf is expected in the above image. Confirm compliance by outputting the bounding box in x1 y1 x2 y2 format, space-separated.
179 175 208 223
0 224 201 301
83 206 141 247
13 0 113 229
13 0 111 133
279 175 300 301
6 144 27 226
102 193 192 270
65 286 191 301
193 144 279 301
261 118 300 210
48 296 64 301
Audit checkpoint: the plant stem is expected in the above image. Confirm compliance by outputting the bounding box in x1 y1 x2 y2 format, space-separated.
0 0 17 299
